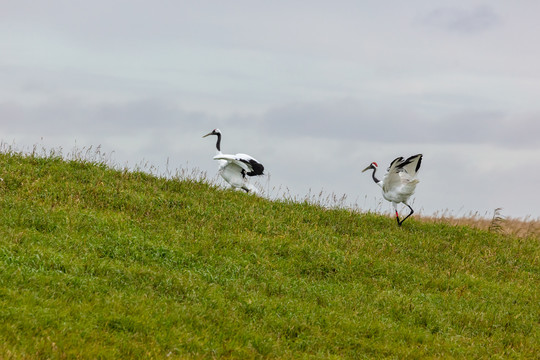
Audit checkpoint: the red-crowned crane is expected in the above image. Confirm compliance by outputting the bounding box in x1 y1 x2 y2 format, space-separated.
362 154 423 226
203 128 264 193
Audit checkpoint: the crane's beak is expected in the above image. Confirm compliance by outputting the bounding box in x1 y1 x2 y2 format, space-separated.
202 131 213 138
361 165 372 173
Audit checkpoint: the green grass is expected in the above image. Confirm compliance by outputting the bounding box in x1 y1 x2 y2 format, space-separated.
0 150 538 359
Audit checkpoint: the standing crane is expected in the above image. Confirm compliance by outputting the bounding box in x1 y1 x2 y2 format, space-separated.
362 154 423 226
203 128 264 193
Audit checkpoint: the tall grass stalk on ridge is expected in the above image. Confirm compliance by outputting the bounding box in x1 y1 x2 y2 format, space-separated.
0 145 538 358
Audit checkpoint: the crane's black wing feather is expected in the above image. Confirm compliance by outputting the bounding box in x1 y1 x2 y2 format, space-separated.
240 158 264 176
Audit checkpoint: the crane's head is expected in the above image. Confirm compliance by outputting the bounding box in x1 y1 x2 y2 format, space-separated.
202 128 221 138
362 162 378 172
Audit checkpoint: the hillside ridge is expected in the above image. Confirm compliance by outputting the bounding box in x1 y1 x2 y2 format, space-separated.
0 151 538 358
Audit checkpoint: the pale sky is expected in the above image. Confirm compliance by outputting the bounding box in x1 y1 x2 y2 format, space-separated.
1 1 539 218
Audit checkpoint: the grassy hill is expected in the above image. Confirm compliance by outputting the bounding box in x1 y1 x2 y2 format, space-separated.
0 150 538 359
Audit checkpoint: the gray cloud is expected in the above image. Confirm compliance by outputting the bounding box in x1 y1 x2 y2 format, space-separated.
420 5 501 34
0 99 213 136
259 99 539 149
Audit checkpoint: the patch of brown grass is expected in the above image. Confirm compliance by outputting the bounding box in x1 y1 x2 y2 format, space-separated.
419 209 540 239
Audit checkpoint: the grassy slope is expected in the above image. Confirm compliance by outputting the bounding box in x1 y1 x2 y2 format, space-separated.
0 152 538 359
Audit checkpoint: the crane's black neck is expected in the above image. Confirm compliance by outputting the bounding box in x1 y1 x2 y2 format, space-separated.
369 166 380 184
215 133 221 152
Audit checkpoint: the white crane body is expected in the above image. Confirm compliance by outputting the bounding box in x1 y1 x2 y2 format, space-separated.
203 129 264 193
363 154 422 226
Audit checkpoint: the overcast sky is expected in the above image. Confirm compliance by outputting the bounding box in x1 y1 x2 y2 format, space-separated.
1 1 539 218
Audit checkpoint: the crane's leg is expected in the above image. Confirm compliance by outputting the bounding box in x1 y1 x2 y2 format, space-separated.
397 203 414 226
393 203 401 226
